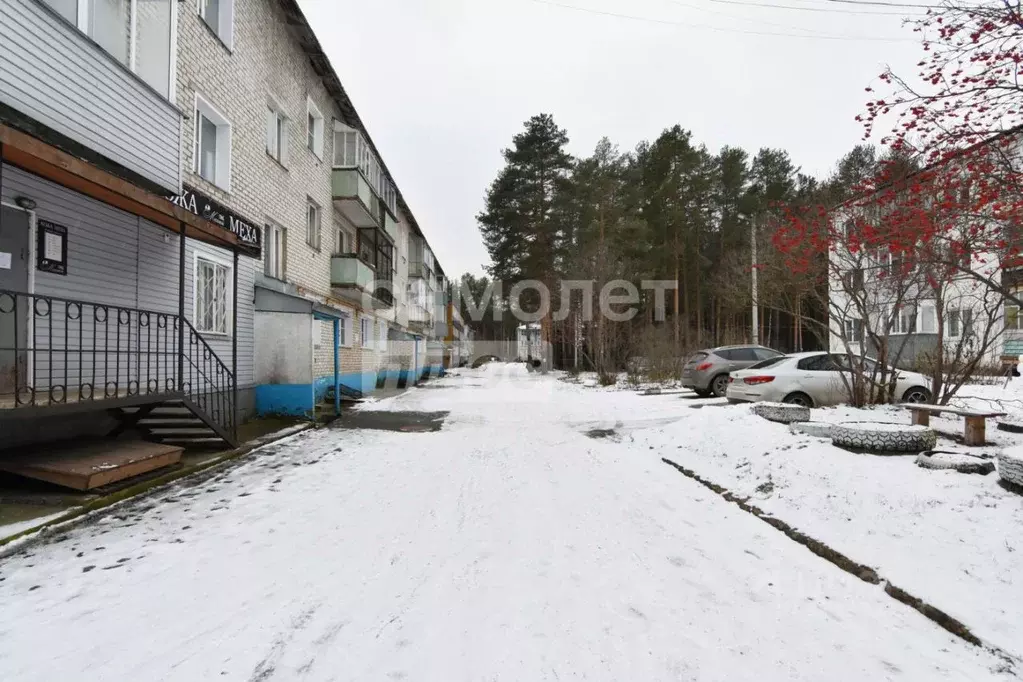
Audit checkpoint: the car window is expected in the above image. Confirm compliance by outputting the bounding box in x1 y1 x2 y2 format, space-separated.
753 348 781 361
748 356 788 370
685 352 709 365
797 355 838 371
731 348 760 361
714 350 736 361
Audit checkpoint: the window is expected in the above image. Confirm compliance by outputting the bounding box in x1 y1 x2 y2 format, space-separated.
378 321 388 352
306 199 321 251
332 124 398 216
361 318 371 349
948 310 962 338
748 356 789 370
892 305 917 335
264 222 286 280
306 98 324 159
266 101 288 165
89 0 130 64
844 268 864 292
844 318 865 343
194 94 231 190
41 0 174 97
753 348 782 361
919 303 936 333
194 256 231 335
797 354 839 372
198 0 234 48
43 0 78 23
1006 305 1021 331
338 316 351 347
722 348 759 361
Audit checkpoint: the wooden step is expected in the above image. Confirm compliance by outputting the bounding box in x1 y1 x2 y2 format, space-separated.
0 441 183 491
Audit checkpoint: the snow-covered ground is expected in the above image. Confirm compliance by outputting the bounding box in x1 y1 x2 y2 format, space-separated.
0 365 1017 680
627 388 1023 661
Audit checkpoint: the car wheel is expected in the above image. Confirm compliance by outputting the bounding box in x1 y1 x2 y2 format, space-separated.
711 374 730 397
783 392 814 408
693 388 713 398
902 386 932 404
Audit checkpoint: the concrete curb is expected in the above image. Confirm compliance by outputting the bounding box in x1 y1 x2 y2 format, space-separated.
0 423 314 559
661 457 1020 672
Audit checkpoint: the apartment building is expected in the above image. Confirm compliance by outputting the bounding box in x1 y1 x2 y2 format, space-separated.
827 164 1013 371
175 0 446 417
0 0 256 450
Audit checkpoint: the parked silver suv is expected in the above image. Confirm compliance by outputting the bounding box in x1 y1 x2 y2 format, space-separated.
682 345 784 397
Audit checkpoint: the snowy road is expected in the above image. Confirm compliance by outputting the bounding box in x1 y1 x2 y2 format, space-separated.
0 365 1015 681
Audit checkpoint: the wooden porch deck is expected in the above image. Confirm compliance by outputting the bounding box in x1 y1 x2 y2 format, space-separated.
0 440 183 491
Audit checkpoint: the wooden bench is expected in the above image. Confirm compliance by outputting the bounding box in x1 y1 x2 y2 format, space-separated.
899 404 1006 446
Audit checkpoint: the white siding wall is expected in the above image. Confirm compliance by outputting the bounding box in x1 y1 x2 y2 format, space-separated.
0 0 181 192
1 163 254 390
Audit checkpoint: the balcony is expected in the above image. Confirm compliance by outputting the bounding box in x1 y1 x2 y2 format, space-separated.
409 261 433 279
330 255 393 310
332 169 382 229
384 211 399 242
1 0 181 192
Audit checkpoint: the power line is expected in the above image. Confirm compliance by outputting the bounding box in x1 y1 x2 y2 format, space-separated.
819 0 941 8
526 0 918 41
703 0 926 15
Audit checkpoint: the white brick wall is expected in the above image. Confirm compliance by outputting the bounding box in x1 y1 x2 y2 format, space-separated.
175 0 339 298
175 0 434 389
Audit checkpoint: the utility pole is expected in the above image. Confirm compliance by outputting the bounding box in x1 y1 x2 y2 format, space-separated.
751 215 760 345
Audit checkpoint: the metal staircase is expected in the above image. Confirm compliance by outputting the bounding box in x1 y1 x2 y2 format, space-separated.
0 290 238 449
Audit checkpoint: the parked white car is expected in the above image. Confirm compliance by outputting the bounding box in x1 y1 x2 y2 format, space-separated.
725 351 932 407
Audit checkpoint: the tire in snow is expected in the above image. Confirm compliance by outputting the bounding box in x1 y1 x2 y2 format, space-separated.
788 421 833 439
830 422 937 454
996 418 1023 434
751 402 811 424
915 451 995 475
997 446 1023 488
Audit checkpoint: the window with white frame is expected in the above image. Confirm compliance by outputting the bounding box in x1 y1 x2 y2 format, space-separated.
361 318 372 349
264 222 286 280
198 0 234 49
307 97 324 159
306 198 321 251
41 0 175 97
919 303 937 333
338 315 352 347
893 305 917 335
335 224 355 255
332 123 398 216
194 94 231 190
266 99 288 165
194 256 231 335
843 318 864 344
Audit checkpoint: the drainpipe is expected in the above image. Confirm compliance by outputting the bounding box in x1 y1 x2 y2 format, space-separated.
232 248 239 434
177 222 186 392
333 318 341 416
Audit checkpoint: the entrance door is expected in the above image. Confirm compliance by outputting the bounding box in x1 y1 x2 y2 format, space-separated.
0 207 30 397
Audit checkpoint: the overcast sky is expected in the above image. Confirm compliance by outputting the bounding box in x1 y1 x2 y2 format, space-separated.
297 0 924 277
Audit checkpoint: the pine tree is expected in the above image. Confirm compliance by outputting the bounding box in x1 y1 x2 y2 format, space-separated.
477 114 573 343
